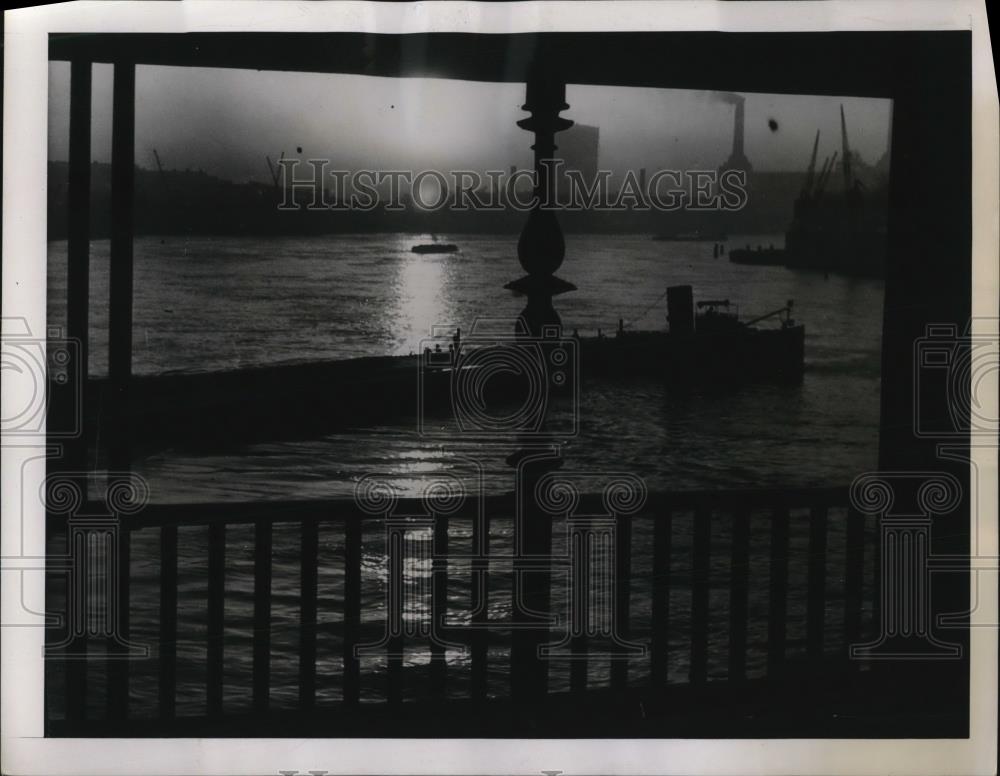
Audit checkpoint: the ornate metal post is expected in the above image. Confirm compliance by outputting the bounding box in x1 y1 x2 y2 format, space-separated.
506 69 576 705
505 71 576 332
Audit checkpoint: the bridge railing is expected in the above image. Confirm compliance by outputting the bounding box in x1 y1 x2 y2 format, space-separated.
47 485 871 729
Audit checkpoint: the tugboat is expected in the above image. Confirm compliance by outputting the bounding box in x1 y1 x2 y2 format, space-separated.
580 285 804 384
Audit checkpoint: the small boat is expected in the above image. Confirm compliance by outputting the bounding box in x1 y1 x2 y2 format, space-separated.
411 243 459 254
652 230 728 242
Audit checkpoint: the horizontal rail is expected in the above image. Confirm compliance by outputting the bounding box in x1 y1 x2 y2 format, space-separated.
84 486 850 529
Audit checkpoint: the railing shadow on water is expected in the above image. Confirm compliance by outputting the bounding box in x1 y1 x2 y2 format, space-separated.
44 485 876 736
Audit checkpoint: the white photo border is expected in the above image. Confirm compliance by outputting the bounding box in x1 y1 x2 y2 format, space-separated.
2 2 997 774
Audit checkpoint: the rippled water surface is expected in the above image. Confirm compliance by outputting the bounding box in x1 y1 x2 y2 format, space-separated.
46 233 882 716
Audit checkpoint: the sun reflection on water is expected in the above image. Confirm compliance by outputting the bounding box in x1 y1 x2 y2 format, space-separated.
389 235 458 355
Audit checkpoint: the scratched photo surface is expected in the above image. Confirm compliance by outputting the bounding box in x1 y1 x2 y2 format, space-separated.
42 31 971 738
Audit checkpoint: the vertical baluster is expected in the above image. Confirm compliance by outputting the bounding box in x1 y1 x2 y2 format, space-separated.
569 528 588 694
610 515 632 690
807 505 828 663
299 519 318 710
206 522 225 717
844 506 865 666
108 525 131 720
728 508 751 683
252 520 272 714
471 513 489 702
509 472 555 703
386 528 403 706
690 507 710 684
159 525 178 719
767 505 790 677
870 511 882 653
343 519 362 704
650 510 672 686
429 516 449 699
66 528 88 723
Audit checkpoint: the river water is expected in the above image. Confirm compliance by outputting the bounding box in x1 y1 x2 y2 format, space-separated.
46 233 882 718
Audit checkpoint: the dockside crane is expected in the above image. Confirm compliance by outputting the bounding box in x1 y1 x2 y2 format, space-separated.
816 151 839 197
840 104 853 192
151 148 172 196
802 130 820 198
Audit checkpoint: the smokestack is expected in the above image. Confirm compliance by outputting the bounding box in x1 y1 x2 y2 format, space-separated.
717 93 751 176
667 286 695 336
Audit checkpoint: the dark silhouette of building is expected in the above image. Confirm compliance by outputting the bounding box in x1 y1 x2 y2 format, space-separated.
556 122 600 201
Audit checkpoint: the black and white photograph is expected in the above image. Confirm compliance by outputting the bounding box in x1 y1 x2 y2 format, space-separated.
2 1 997 774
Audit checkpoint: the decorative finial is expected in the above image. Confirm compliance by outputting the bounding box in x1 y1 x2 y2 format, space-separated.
505 70 576 330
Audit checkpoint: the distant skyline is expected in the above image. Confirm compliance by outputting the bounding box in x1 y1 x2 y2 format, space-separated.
48 63 892 184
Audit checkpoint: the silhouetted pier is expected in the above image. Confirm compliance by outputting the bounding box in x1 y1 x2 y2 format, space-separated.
66 355 429 451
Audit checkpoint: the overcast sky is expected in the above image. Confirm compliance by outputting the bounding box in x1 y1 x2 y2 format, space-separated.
49 63 892 183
